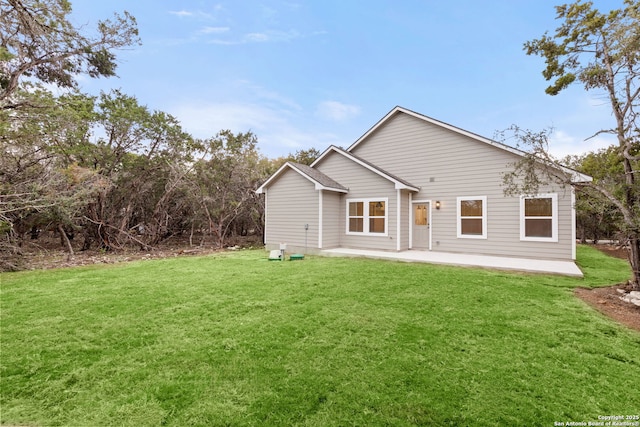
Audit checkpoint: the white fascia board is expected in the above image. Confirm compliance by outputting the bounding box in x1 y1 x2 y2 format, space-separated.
314 182 348 192
347 106 529 157
347 106 593 184
256 162 348 194
285 163 348 193
310 145 336 168
567 170 593 183
255 162 290 194
315 146 419 192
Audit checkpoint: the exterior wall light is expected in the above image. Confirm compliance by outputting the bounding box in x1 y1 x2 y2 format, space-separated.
435 200 441 210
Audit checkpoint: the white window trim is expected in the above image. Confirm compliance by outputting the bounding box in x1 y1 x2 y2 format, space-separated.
457 196 487 239
520 193 558 242
346 197 389 236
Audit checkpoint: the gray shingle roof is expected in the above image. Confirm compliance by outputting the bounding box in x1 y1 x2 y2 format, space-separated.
326 146 420 190
289 162 348 191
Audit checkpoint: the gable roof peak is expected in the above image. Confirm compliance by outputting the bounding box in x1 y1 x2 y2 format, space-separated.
311 145 420 191
347 105 523 155
347 106 591 183
255 160 348 194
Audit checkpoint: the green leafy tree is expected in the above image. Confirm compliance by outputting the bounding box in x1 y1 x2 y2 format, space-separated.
0 89 107 267
269 148 322 176
0 0 139 108
191 130 268 248
0 0 139 267
563 147 624 243
289 147 321 165
505 0 640 289
85 90 199 250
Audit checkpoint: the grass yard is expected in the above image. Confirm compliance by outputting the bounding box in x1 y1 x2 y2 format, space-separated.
1 245 638 426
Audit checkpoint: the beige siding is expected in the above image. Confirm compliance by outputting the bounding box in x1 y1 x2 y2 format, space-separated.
321 190 341 248
316 153 398 251
350 112 574 260
264 169 319 251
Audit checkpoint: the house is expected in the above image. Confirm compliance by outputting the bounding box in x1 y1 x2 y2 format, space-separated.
256 106 591 264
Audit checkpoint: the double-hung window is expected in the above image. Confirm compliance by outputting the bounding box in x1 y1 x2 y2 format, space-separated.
520 194 558 242
347 198 388 235
457 196 487 239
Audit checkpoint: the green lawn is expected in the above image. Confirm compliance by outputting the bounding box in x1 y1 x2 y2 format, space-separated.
1 246 638 426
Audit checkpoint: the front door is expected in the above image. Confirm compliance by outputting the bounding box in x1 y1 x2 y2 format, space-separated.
412 202 430 250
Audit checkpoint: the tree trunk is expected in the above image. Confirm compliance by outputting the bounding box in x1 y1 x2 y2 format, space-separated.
629 237 640 291
58 224 74 261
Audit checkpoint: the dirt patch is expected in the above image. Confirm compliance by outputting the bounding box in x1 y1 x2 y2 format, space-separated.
591 243 629 260
573 244 640 332
3 233 262 271
18 245 224 270
575 285 640 332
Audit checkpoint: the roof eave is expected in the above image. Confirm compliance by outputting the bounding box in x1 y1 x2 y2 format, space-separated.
347 106 595 185
255 161 291 194
313 146 419 191
347 106 530 158
396 183 420 191
256 161 349 194
316 183 349 193
570 171 593 183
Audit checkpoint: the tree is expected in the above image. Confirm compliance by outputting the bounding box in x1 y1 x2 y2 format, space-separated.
0 0 139 108
508 0 640 289
563 147 624 243
1 1 276 268
83 90 200 250
1 0 139 267
190 130 268 249
289 147 321 165
0 88 103 266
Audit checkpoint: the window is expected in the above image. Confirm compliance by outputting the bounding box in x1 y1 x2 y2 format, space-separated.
369 201 385 233
348 201 364 232
520 194 558 242
347 198 388 235
415 204 427 226
457 196 487 239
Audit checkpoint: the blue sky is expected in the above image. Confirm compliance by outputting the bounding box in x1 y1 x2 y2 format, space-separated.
69 0 620 159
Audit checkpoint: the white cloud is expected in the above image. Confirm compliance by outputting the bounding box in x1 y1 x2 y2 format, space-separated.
169 102 336 157
316 101 361 122
199 26 230 34
247 29 300 43
208 29 301 45
206 39 238 46
168 9 216 20
169 10 193 17
235 80 302 112
245 32 270 43
548 129 616 159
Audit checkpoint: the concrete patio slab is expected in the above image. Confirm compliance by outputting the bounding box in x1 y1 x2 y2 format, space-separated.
320 248 584 277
